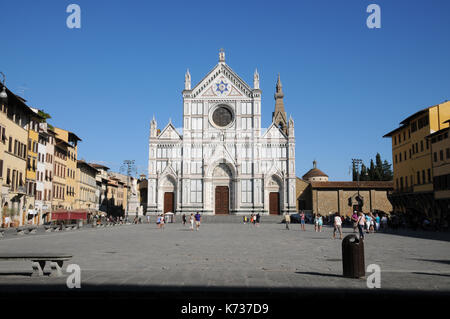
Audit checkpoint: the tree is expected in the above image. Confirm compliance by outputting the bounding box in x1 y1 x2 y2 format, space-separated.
352 154 393 181
381 160 393 181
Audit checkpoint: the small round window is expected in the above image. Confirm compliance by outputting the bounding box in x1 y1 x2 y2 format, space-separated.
212 105 233 128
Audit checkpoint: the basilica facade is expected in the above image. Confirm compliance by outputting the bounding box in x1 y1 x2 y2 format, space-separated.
147 51 296 215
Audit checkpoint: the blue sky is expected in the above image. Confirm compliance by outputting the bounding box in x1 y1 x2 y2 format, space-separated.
1 0 449 180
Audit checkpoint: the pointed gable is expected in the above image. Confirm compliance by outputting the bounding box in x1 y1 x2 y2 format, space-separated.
158 122 182 140
191 63 254 99
262 123 287 140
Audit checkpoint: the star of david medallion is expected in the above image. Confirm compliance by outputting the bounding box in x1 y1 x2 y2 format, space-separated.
215 80 229 95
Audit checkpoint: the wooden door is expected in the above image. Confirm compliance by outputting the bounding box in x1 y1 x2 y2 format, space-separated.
164 192 174 213
269 192 280 215
215 186 229 214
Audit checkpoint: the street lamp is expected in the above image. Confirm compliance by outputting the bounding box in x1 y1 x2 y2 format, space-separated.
0 72 7 101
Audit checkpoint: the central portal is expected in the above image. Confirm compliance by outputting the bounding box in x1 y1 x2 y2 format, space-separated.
215 186 229 214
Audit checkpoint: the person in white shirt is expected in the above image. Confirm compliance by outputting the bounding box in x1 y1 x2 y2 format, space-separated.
333 212 343 239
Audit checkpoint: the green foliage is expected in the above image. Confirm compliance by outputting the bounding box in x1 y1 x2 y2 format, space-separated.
352 153 393 181
38 109 51 123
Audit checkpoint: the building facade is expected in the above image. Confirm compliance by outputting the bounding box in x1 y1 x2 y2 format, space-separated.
383 101 450 222
1 85 39 227
54 127 81 210
75 160 99 210
427 123 450 225
147 51 296 215
296 162 393 217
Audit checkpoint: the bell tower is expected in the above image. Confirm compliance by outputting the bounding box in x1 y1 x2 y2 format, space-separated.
272 74 288 135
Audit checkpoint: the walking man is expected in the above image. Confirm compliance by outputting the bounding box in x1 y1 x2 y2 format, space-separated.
285 213 291 230
194 212 201 231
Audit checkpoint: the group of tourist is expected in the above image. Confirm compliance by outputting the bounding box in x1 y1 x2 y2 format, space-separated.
351 211 387 239
242 213 261 226
181 212 201 231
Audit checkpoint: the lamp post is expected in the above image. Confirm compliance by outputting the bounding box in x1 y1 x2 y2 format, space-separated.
352 158 363 211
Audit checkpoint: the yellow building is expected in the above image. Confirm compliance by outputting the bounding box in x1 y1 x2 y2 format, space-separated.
1 84 41 226
24 112 40 224
427 122 450 227
53 127 81 210
52 137 69 210
383 100 450 223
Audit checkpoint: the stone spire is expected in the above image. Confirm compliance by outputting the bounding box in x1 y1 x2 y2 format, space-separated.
253 68 260 90
272 73 288 135
184 69 191 90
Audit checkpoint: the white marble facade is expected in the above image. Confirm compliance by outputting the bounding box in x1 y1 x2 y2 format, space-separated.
147 51 296 215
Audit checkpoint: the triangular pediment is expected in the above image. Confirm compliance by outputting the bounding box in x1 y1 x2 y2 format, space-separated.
262 123 287 139
160 162 177 179
205 143 237 176
192 63 253 98
158 122 182 140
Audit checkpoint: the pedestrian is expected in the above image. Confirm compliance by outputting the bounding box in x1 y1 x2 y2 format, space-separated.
366 214 372 234
300 211 306 231
314 214 319 232
381 215 388 231
285 213 290 230
369 212 375 233
194 212 201 231
375 213 380 232
243 216 246 224
333 212 343 240
146 214 150 224
160 214 165 230
182 213 187 226
156 215 161 229
357 211 366 240
189 213 194 231
351 211 358 233
256 213 260 226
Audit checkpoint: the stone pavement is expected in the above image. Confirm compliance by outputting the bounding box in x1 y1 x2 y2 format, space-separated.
0 222 449 293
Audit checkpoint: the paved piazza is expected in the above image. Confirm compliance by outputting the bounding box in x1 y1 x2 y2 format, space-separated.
0 222 449 293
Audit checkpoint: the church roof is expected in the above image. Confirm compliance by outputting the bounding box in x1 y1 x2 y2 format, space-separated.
189 50 254 98
302 168 328 180
302 160 328 179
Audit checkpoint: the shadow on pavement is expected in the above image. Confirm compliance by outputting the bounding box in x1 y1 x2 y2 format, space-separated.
411 259 450 265
379 229 450 242
294 271 343 278
412 272 450 277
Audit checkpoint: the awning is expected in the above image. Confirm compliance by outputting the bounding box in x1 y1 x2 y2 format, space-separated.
51 210 88 220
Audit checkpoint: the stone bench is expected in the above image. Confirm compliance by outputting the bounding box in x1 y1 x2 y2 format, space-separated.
16 226 38 235
0 254 73 277
44 225 61 233
0 229 4 239
63 224 78 231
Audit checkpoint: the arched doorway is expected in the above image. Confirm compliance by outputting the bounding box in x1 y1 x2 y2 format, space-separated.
266 175 282 215
159 175 176 214
164 192 174 213
215 186 229 214
212 163 233 214
269 192 280 215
